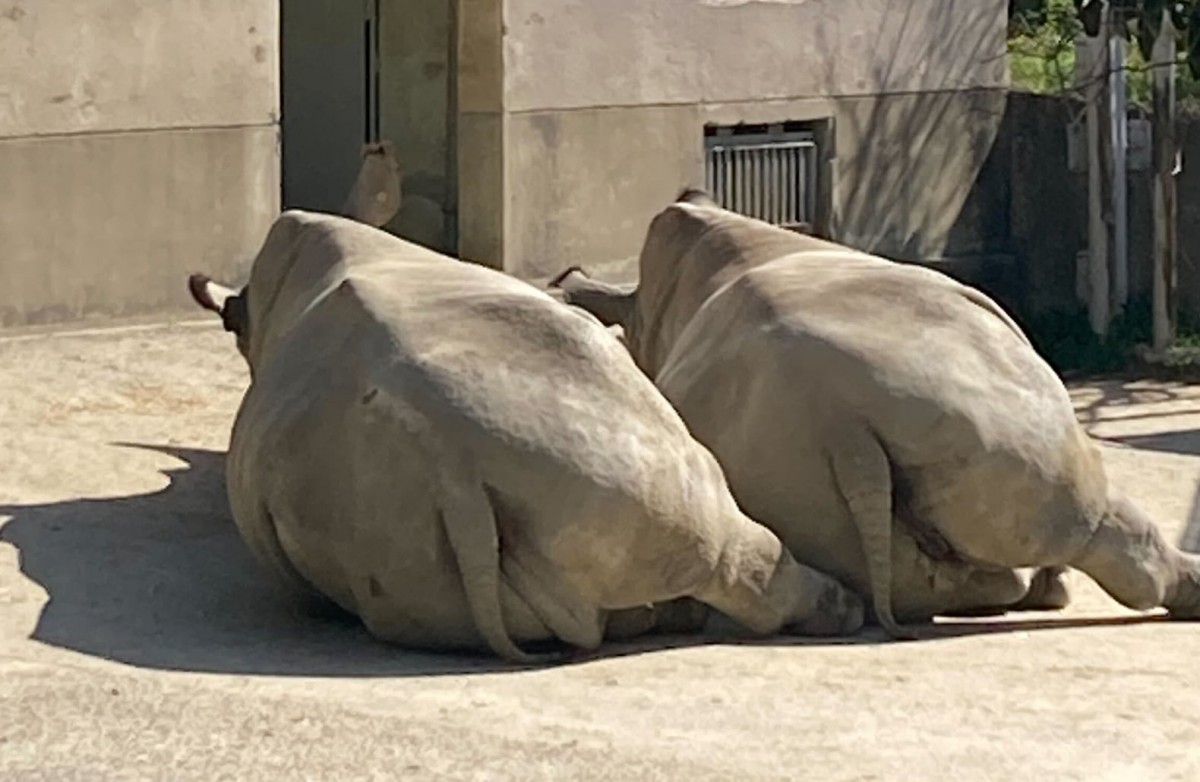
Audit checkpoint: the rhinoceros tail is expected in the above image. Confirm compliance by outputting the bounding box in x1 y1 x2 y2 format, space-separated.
431 448 558 665
829 428 917 641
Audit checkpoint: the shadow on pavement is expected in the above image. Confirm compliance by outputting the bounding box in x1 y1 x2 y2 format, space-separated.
1105 428 1200 457
0 443 1182 678
1095 427 1200 551
1073 380 1190 426
0 443 512 678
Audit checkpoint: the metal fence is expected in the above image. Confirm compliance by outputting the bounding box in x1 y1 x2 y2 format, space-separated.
704 128 818 232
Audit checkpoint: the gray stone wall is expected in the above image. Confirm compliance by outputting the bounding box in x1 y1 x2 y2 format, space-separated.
0 1 280 329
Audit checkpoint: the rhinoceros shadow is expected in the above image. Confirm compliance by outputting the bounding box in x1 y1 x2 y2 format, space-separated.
0 443 521 677
0 443 1170 677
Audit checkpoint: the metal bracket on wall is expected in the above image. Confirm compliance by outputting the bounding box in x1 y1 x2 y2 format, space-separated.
364 0 381 144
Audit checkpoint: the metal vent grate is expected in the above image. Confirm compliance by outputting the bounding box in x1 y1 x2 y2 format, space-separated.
704 125 818 232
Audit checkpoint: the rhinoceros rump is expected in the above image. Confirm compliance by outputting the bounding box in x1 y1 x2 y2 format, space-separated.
186 210 863 662
551 190 1200 639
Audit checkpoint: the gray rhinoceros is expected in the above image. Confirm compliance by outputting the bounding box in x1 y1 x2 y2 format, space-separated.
186 209 863 662
550 190 1200 638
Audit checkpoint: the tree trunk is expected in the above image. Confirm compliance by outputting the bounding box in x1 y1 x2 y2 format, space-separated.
1108 29 1129 313
1152 10 1179 352
1077 30 1110 336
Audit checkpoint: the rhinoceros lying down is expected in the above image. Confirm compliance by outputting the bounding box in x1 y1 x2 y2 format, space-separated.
551 190 1200 638
186 210 863 662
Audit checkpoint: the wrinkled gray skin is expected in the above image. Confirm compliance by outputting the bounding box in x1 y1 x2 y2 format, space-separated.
187 210 864 663
551 190 1200 638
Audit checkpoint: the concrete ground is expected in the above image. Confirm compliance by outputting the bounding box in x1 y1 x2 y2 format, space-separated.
1 322 1198 781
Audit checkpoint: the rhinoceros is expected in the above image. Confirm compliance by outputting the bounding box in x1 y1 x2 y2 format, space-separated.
550 189 1200 638
186 209 863 662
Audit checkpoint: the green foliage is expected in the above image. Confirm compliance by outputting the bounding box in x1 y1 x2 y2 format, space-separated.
1125 43 1200 111
1024 299 1200 377
1024 300 1152 375
1060 1 1200 77
1008 2 1200 372
1010 0 1082 93
1009 0 1200 111
1105 0 1200 75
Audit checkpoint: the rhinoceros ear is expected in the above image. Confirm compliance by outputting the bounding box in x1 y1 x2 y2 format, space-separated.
187 274 247 335
547 265 590 288
188 274 235 313
547 269 636 329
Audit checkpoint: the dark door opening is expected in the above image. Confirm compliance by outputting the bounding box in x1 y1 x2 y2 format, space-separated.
279 0 377 213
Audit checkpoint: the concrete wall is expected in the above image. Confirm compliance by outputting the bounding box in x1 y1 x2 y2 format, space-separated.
455 0 1011 279
0 1 279 329
1003 94 1084 317
943 91 1200 324
998 95 1200 326
502 0 1007 111
1175 115 1200 321
457 0 507 266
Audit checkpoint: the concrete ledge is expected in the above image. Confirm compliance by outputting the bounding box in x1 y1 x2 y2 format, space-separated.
0 125 279 330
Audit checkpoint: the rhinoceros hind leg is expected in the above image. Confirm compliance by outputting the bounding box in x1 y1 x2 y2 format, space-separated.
1163 555 1200 619
937 566 1070 618
887 531 1028 621
604 599 710 641
694 518 865 638
1167 571 1200 619
1009 566 1072 612
602 605 660 641
1070 493 1200 618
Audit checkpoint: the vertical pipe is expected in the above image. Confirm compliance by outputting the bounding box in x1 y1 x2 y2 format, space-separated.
363 0 381 143
445 0 460 253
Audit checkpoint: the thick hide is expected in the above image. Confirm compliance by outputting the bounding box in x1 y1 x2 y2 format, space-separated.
552 195 1200 636
191 211 864 662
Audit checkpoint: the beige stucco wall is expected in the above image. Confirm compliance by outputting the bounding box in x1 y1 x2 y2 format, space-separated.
457 0 1011 279
502 0 1007 112
0 1 279 329
500 90 1008 280
503 105 705 277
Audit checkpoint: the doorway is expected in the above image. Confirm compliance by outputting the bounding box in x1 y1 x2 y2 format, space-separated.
279 0 379 214
279 0 457 254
